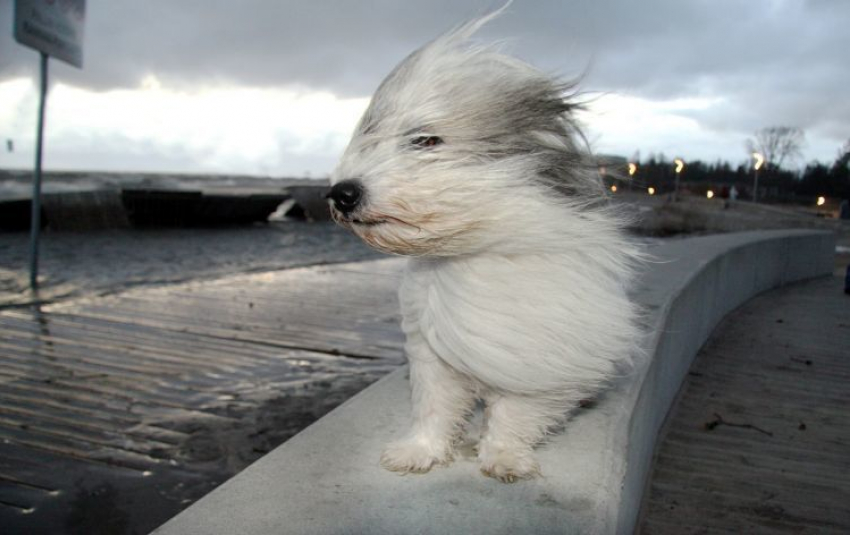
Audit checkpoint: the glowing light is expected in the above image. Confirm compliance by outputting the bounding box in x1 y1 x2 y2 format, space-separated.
674 158 685 174
753 152 765 171
628 162 637 176
706 190 714 199
648 187 656 195
610 185 618 193
817 196 826 206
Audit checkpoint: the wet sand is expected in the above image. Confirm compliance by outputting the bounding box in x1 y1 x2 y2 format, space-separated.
1 221 397 534
1 252 405 535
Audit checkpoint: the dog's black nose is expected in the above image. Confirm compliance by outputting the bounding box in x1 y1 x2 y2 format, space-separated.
327 180 364 214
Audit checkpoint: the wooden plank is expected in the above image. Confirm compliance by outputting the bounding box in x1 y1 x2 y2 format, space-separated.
639 276 850 533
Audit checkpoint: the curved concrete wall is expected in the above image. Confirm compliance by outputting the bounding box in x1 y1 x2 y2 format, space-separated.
154 230 835 535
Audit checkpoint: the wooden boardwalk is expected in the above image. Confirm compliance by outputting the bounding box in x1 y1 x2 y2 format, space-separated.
0 259 406 534
639 275 850 534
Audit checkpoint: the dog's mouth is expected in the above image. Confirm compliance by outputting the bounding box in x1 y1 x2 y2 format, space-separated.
329 207 386 227
350 218 387 227
331 207 420 232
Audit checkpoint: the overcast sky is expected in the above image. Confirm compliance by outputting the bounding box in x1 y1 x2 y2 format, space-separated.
1 0 848 177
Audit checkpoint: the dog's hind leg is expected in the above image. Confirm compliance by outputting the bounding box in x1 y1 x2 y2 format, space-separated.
478 393 568 483
381 343 475 474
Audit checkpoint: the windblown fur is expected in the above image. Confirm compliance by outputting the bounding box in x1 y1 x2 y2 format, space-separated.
329 9 641 482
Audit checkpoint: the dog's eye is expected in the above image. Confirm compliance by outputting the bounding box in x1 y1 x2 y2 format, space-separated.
411 136 443 148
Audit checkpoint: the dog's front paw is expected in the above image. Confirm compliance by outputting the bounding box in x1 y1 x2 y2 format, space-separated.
478 446 540 483
381 438 452 474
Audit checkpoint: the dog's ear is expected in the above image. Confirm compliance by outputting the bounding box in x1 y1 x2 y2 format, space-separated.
355 5 511 137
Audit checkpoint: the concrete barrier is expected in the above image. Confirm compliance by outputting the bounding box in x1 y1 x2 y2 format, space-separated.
153 229 835 535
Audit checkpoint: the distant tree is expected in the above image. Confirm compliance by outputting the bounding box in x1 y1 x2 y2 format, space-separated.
831 140 850 200
797 162 832 197
745 127 805 170
834 139 850 171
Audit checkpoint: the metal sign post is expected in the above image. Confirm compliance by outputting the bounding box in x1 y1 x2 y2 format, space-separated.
752 152 764 203
13 0 86 290
29 51 49 289
673 158 685 202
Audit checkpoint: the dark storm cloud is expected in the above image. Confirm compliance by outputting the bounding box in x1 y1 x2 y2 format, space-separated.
2 0 847 158
1 1 479 94
1 1 843 91
570 0 850 138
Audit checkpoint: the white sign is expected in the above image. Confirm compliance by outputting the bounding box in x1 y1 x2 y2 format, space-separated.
14 0 86 68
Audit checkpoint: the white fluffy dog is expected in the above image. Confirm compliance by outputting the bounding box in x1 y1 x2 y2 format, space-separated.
328 11 641 483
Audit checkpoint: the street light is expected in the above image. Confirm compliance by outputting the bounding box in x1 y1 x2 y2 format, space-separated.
706 190 715 199
752 152 764 203
648 187 656 196
674 158 685 201
817 196 826 206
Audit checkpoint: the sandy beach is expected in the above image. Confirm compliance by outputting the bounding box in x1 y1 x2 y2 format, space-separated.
0 217 399 534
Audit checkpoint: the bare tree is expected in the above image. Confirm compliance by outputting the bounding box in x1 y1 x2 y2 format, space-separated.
838 139 850 160
834 139 850 172
745 127 805 170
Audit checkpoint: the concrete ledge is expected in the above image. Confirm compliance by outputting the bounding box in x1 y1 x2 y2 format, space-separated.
153 230 835 535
